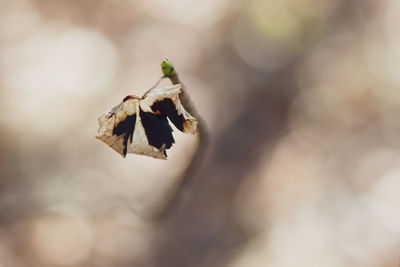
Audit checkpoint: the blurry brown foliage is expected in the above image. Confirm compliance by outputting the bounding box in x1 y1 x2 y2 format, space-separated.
0 0 400 267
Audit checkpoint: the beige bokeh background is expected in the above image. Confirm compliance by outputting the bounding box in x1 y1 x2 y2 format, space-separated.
0 0 400 266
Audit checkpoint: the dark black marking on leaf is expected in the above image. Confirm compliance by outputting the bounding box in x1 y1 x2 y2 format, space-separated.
151 99 185 132
123 95 131 102
140 109 175 155
112 114 136 156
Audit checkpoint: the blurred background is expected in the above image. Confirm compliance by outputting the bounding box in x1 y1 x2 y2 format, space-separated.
1 0 400 266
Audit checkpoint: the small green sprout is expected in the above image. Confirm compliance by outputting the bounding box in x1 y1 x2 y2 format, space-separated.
161 59 176 77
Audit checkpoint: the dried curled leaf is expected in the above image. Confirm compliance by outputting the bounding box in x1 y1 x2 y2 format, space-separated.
96 84 198 159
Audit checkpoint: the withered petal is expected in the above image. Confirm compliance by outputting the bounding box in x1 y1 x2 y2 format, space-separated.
96 84 198 159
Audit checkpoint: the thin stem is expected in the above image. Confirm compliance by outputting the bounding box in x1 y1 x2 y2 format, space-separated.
142 75 166 98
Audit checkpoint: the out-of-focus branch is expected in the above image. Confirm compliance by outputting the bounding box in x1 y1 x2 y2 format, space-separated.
150 61 208 219
137 1 364 267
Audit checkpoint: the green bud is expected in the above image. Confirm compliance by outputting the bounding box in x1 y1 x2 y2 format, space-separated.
161 59 176 77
